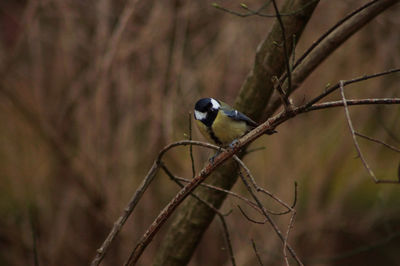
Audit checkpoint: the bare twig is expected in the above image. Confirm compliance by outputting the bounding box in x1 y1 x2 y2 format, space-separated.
339 81 400 184
29 208 40 266
306 98 400 112
218 215 236 266
188 112 196 178
252 239 264 266
238 205 267 224
339 80 377 182
304 68 400 110
213 0 319 18
169 174 262 214
272 76 293 112
91 161 160 266
271 0 292 92
237 170 303 265
161 163 231 216
98 0 139 77
398 162 400 181
237 158 295 212
290 0 379 74
283 211 297 266
355 132 400 153
245 147 266 155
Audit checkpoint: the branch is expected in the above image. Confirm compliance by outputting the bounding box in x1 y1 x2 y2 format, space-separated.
306 98 400 112
304 68 400 110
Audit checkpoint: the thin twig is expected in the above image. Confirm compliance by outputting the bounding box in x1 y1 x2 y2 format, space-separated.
237 158 295 212
238 205 267 224
188 112 196 178
306 98 400 112
245 146 266 155
170 174 262 214
272 76 293 112
237 170 303 265
161 163 231 216
339 81 400 184
271 0 292 92
91 161 160 266
213 0 319 18
29 208 40 266
218 215 236 266
291 0 378 73
252 239 264 266
355 132 400 153
291 34 296 72
340 80 376 181
304 68 400 110
283 211 297 266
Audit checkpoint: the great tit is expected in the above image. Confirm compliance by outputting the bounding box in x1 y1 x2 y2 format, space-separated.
194 98 270 146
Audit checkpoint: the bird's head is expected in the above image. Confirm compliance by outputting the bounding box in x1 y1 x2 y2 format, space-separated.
194 98 220 126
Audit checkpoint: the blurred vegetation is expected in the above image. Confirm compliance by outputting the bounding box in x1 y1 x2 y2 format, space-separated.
0 0 400 265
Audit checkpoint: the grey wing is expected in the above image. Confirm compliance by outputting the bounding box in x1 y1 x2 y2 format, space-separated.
221 108 258 128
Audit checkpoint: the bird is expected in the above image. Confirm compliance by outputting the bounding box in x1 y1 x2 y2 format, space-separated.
193 98 273 147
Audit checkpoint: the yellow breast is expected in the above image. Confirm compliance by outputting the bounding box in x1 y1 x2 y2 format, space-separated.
211 111 249 146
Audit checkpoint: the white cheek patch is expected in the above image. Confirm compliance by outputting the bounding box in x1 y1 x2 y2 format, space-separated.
210 98 220 110
194 110 207 120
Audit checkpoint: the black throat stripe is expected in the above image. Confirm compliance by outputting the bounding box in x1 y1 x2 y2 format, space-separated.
207 127 222 145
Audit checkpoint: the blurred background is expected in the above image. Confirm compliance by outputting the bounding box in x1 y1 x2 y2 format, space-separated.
1 0 400 265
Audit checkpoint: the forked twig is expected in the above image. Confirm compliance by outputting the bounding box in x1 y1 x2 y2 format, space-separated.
339 81 400 184
238 170 303 265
